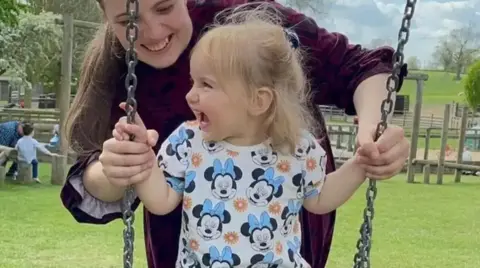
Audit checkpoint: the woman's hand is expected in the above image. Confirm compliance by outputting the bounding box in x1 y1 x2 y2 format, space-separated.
355 123 409 180
98 103 159 187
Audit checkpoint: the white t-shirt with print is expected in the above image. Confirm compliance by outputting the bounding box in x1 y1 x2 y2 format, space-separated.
157 121 327 268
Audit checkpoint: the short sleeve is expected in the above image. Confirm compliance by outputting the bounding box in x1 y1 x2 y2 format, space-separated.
299 133 327 199
156 122 197 193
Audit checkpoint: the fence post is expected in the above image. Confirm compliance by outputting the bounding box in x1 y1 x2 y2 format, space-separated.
423 164 430 184
0 166 5 187
51 155 67 185
454 108 468 183
437 104 450 185
423 128 431 160
59 13 73 156
407 78 424 183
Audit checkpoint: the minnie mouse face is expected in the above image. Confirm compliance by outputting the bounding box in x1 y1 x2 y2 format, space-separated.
287 237 304 268
246 168 284 207
204 158 243 201
294 136 315 160
248 252 283 268
241 212 278 252
251 146 278 167
201 246 240 268
280 200 301 237
166 127 195 166
203 140 224 154
192 199 231 241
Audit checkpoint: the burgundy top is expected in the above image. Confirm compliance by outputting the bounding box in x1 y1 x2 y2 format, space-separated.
60 0 401 267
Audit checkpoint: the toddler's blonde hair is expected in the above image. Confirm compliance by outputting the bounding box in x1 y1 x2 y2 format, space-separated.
191 3 316 154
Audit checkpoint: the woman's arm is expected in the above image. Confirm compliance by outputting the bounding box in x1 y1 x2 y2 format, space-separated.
303 158 366 215
274 1 405 115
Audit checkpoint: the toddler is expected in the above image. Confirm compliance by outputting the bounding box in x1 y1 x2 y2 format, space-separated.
115 8 384 268
15 123 55 182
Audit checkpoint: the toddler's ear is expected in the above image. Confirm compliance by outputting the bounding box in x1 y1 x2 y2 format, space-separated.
249 87 273 116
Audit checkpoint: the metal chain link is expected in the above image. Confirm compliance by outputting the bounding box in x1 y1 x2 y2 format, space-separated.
122 0 139 268
353 1 417 267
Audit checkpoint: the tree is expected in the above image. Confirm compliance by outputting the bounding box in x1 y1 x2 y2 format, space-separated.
432 23 480 79
464 60 480 109
407 56 421 70
0 12 63 106
0 0 29 26
432 39 455 72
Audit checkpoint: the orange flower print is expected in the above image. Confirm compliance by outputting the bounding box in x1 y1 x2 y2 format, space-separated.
191 153 203 167
276 160 291 173
224 232 239 245
275 241 283 255
189 239 199 251
293 221 300 234
306 157 317 172
183 196 192 210
268 201 282 215
185 120 199 127
233 198 248 213
227 150 239 157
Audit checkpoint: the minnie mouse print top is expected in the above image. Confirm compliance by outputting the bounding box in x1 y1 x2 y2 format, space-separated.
157 120 327 268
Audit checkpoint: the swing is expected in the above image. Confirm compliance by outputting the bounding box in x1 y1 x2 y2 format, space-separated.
119 0 417 267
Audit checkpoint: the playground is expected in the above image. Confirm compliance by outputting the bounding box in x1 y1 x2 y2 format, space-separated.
1 168 479 268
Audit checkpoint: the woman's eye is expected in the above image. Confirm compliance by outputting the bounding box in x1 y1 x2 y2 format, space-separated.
156 5 174 14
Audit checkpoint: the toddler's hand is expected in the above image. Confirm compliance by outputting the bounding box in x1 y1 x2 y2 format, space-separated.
99 103 159 187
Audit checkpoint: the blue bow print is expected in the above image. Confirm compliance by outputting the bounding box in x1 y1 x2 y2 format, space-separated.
185 171 196 188
166 177 184 193
287 236 301 252
168 127 189 150
212 158 235 178
287 200 302 215
261 252 283 265
263 167 285 194
209 246 234 265
200 199 225 221
248 212 273 233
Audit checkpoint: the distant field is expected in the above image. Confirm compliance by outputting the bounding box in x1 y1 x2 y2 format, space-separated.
401 70 465 106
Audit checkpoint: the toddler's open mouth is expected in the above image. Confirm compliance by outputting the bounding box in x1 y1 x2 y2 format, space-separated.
199 112 210 131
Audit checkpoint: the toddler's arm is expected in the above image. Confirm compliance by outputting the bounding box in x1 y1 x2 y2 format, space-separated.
34 139 54 156
303 158 365 215
134 164 182 215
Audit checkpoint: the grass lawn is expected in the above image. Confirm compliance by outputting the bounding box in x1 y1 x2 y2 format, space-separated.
401 70 466 105
1 164 479 268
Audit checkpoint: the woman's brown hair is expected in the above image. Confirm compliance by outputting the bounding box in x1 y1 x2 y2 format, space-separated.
63 20 125 156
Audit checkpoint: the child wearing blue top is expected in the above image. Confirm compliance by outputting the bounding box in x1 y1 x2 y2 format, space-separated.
15 124 56 183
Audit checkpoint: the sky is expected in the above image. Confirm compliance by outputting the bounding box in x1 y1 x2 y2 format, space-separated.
295 0 480 66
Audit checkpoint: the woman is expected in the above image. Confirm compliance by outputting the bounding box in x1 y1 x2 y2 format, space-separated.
60 0 410 267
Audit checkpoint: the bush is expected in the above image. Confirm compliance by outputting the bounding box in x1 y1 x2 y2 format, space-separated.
464 60 480 109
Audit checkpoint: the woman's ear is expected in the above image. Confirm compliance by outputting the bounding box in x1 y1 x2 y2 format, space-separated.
249 87 273 116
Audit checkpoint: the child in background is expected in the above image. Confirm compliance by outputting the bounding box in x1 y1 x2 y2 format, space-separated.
15 123 56 183
114 7 392 268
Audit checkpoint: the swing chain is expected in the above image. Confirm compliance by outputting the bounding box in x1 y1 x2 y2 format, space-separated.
353 1 416 267
122 0 139 268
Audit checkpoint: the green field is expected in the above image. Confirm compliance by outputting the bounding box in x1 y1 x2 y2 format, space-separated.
1 164 479 268
401 70 466 105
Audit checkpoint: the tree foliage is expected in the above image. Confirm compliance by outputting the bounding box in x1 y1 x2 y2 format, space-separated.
407 56 421 70
464 60 480 109
432 23 479 79
0 0 29 27
0 12 62 92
